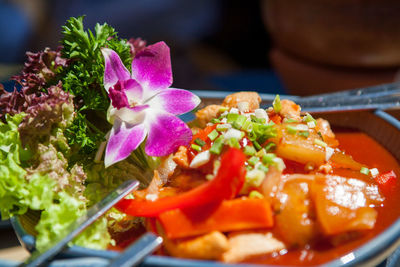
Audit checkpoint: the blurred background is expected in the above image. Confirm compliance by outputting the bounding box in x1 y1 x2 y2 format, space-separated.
1 0 400 96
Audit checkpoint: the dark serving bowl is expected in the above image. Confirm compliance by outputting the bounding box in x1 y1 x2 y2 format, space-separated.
11 92 400 266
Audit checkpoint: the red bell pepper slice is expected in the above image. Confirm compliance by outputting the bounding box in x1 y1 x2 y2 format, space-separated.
115 148 246 217
375 170 397 194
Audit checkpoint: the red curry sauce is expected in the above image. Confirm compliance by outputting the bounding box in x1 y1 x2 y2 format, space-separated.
246 131 400 266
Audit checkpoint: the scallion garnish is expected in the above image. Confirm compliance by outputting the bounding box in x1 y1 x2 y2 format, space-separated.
191 144 202 152
210 118 220 124
227 137 240 149
194 138 206 147
298 131 310 138
273 95 281 113
253 140 262 151
242 119 252 132
360 167 370 175
314 138 327 147
244 146 257 156
227 113 239 124
232 115 246 129
208 129 219 141
249 190 264 199
262 153 276 165
286 125 297 135
284 118 298 123
264 142 276 152
216 123 231 132
248 156 260 166
304 113 316 123
258 164 269 172
219 106 229 113
209 135 224 155
256 148 267 157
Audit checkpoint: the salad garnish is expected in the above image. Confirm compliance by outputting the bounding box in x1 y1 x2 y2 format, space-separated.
0 16 199 251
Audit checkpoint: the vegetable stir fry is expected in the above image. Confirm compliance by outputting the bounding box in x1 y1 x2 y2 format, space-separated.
113 92 396 263
0 16 398 265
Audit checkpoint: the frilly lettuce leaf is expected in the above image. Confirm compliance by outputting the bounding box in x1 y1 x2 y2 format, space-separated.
35 191 110 251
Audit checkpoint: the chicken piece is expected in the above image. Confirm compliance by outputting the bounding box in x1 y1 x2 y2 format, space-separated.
311 175 384 235
173 146 189 168
222 92 261 111
279 99 301 120
316 118 339 147
195 104 222 128
274 175 318 247
157 154 177 182
163 231 229 260
222 231 285 263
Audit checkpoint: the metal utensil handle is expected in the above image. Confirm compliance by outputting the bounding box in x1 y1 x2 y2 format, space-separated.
108 233 163 267
20 179 140 267
299 82 400 102
299 94 400 113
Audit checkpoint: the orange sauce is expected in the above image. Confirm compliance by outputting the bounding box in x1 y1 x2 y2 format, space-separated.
246 131 400 266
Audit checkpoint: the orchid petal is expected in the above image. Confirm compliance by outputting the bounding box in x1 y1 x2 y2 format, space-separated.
105 121 146 167
131 42 172 96
144 111 192 156
124 79 144 103
147 88 200 115
102 48 131 92
114 105 149 125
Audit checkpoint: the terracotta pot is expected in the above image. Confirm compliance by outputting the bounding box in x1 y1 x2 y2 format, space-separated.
262 0 400 68
270 48 398 96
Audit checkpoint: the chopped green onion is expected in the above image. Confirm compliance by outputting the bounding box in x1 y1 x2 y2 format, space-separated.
304 113 316 123
227 113 239 124
262 153 276 165
360 167 370 175
210 118 220 124
216 123 231 132
208 129 219 141
273 95 281 113
264 142 276 152
258 164 269 172
314 138 327 147
242 119 252 132
286 125 297 135
249 190 264 199
219 106 229 113
227 137 240 149
191 144 202 152
210 135 224 155
244 146 257 156
298 131 310 138
256 148 267 157
194 138 206 147
232 115 247 129
248 131 257 141
284 118 298 123
253 140 262 151
248 156 259 166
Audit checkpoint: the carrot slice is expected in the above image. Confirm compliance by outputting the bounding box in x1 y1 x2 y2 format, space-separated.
158 198 274 239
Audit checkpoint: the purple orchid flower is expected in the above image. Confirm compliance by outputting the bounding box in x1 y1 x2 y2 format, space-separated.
101 42 200 167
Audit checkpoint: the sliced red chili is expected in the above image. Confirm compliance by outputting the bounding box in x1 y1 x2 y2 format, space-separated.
115 148 246 217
